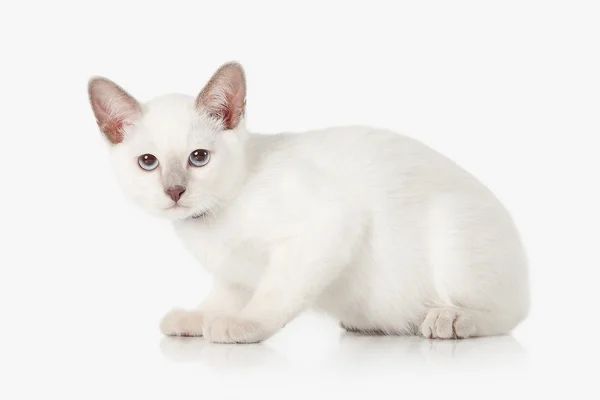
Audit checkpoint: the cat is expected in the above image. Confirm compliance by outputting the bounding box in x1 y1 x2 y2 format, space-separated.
88 61 529 343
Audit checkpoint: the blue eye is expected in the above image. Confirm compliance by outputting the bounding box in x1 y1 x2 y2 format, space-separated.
189 149 211 167
138 154 159 171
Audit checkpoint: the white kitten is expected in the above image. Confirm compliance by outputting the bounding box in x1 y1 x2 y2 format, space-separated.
88 62 529 343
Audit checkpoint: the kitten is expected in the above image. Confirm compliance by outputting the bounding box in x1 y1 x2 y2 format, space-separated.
88 62 529 343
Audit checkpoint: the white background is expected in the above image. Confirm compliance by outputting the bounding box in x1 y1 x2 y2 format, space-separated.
1 0 599 398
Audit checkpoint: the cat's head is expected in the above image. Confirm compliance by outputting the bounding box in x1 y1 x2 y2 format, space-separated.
88 62 248 220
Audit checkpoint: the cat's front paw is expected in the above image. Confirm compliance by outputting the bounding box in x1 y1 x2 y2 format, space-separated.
160 308 205 337
203 315 273 344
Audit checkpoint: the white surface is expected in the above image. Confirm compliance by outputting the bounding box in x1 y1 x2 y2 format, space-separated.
1 0 599 398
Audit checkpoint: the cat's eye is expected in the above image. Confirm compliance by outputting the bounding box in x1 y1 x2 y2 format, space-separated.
189 149 211 167
138 154 159 171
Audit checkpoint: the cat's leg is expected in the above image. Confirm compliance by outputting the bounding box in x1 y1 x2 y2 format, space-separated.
203 224 358 343
419 196 530 339
160 280 251 337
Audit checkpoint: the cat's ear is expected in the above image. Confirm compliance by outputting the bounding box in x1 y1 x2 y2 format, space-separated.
196 62 246 130
88 77 142 144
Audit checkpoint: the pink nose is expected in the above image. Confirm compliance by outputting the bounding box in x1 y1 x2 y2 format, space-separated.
165 185 186 202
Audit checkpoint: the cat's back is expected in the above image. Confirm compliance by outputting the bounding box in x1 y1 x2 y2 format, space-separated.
248 125 431 177
248 125 419 161
246 125 486 199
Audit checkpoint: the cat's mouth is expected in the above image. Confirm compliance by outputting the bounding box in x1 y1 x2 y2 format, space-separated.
164 204 206 219
165 204 189 210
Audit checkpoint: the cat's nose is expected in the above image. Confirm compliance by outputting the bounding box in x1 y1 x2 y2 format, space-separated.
165 185 186 202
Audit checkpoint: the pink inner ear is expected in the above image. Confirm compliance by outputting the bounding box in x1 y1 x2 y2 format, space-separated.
89 78 140 144
196 62 246 130
217 89 245 130
100 118 127 144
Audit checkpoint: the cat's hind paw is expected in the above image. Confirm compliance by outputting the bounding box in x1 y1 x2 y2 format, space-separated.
420 307 477 339
160 308 205 337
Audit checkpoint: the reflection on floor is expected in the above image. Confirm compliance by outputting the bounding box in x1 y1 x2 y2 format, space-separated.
160 331 526 372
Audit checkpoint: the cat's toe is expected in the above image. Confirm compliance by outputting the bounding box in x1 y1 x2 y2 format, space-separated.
160 308 204 337
420 307 476 339
203 316 271 344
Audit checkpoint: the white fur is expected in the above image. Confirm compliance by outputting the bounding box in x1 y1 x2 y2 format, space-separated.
90 63 529 343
